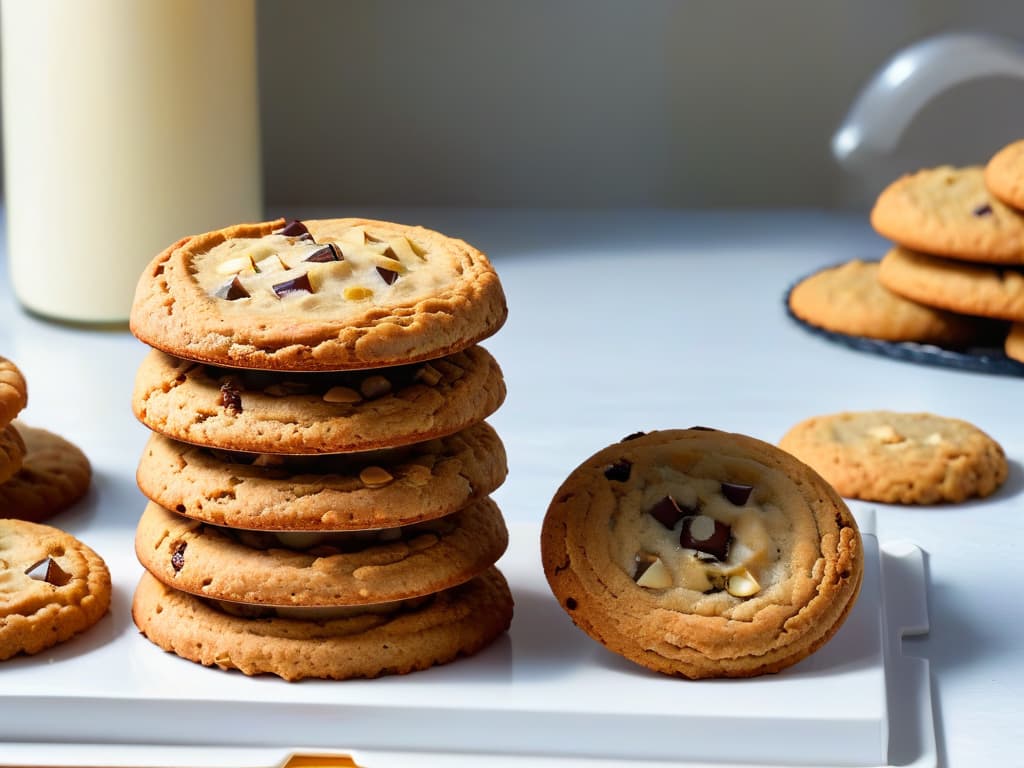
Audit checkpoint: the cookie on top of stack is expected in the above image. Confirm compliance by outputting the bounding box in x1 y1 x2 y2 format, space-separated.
870 143 1024 364
128 217 513 681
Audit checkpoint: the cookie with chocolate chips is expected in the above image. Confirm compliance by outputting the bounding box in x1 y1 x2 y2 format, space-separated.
135 497 508 606
129 218 508 371
870 165 1024 264
131 346 506 454
0 519 111 660
135 422 507 531
779 410 1007 504
131 565 512 681
541 428 862 679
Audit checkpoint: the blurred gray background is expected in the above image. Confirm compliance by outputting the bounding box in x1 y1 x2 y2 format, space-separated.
3 0 1024 210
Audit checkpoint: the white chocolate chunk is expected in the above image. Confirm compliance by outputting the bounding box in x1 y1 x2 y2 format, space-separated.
323 385 362 403
254 254 286 274
216 254 256 275
688 515 716 542
867 424 904 444
726 569 761 597
636 557 673 588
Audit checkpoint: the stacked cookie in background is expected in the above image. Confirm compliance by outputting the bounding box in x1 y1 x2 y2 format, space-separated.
127 217 513 681
872 144 1024 364
789 138 1024 363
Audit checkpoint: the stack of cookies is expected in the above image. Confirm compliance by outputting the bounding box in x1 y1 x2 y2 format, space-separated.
1 355 92 523
789 138 1024 363
871 144 1024 364
127 217 513 681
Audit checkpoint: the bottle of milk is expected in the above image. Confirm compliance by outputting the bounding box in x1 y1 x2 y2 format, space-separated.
1 0 263 324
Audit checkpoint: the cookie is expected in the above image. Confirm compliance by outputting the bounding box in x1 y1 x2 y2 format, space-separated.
878 246 1024 322
1007 322 1024 363
129 218 508 371
540 428 862 679
788 259 984 344
0 355 28 428
135 497 508 606
131 566 512 681
132 346 505 454
0 424 27 487
136 423 506 531
985 139 1024 210
870 165 1024 264
0 519 111 661
0 423 92 523
779 411 1007 504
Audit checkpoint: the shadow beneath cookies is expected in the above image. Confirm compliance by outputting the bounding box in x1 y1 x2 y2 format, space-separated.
507 587 599 680
992 458 1024 500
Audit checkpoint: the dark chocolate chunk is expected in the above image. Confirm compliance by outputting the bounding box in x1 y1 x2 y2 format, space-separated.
171 542 187 572
680 515 731 561
621 431 646 441
213 276 250 301
648 496 685 529
304 243 343 263
688 425 717 431
604 459 632 482
272 273 314 297
973 203 993 217
277 219 310 237
376 266 400 285
24 557 71 586
218 380 243 415
721 482 753 506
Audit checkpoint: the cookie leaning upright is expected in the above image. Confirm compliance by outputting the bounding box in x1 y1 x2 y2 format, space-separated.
541 428 862 679
985 139 1024 211
129 218 508 370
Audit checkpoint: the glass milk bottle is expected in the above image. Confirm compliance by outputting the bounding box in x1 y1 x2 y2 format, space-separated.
1 0 262 324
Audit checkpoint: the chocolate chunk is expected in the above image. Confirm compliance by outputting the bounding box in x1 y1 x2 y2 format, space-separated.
973 203 993 217
604 459 632 482
376 266 400 285
648 496 686 529
213 276 250 300
24 557 71 586
688 425 717 431
277 219 310 237
272 273 314 297
680 515 731 561
304 243 343 263
621 431 646 441
721 482 753 505
171 542 187 572
218 380 243 415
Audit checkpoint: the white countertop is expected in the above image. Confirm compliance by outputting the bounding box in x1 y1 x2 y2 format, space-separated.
1 207 1018 767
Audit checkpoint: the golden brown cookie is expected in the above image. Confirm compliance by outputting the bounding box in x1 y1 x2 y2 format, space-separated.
878 246 1024 322
0 424 27 487
788 259 984 344
134 497 508 606
131 566 513 681
131 346 506 454
0 355 28 429
0 519 111 661
540 428 862 679
1007 322 1024 363
779 411 1007 504
985 139 1024 211
871 166 1024 264
135 422 507 530
0 423 92 523
129 218 508 371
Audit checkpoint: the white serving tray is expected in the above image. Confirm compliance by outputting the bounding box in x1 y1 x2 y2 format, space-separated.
0 511 934 768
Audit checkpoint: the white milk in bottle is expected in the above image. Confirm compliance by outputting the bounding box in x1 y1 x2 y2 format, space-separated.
1 0 262 323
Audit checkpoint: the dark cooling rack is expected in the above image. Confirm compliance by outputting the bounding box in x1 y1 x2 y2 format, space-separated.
784 268 1024 378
